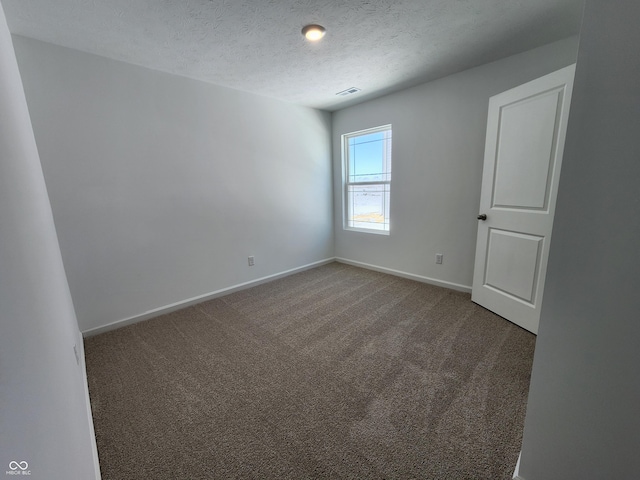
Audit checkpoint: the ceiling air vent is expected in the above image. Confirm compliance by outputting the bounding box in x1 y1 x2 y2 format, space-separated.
336 87 361 96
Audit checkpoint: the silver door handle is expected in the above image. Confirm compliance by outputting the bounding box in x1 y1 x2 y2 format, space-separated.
477 214 487 221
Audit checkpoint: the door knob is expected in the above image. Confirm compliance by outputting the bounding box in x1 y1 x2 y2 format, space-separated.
477 214 487 221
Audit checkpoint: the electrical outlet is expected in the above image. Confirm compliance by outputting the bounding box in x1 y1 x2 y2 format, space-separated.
435 253 443 264
248 256 255 266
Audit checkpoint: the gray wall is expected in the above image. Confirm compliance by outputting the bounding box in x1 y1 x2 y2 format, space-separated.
519 0 640 478
13 36 334 334
0 4 99 479
332 37 579 290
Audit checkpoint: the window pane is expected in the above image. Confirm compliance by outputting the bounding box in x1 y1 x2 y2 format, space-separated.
351 132 388 183
348 143 356 183
344 125 391 234
347 184 390 231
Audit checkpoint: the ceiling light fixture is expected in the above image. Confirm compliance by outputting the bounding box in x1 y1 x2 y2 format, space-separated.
302 24 326 42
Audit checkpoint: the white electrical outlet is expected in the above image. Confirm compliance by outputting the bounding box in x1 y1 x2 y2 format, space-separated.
248 256 255 266
435 254 443 264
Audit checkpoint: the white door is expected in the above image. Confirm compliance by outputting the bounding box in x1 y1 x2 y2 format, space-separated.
472 65 575 334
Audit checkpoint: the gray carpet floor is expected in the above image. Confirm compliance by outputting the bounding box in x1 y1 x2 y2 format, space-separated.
85 262 535 479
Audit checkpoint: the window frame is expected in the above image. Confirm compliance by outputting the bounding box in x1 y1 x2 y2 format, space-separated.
341 124 392 235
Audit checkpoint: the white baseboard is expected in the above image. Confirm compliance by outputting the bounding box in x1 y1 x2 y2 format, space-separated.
77 329 102 479
82 256 471 337
513 451 523 479
335 257 472 293
81 258 336 337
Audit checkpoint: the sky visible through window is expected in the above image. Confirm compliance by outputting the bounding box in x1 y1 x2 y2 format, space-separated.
348 132 387 183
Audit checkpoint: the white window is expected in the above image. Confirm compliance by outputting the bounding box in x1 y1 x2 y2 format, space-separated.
342 125 392 233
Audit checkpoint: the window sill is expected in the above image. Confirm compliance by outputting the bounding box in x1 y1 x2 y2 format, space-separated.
343 226 390 236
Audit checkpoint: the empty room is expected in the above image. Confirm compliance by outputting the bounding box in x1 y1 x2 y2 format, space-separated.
1 1 639 479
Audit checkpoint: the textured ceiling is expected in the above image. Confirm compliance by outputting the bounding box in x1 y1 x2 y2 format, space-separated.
2 0 584 111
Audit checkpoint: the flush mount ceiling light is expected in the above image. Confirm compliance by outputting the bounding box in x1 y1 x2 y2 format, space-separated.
302 24 326 41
